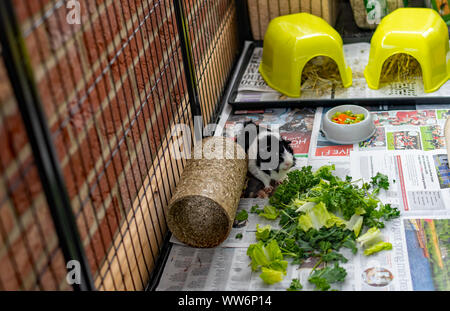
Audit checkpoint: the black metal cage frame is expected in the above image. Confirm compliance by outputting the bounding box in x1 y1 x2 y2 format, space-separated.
0 0 248 291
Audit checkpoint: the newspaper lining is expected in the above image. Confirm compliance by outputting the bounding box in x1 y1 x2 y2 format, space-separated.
157 50 450 291
234 44 450 103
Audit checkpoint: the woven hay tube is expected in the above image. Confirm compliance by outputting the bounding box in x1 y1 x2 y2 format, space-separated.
167 136 248 248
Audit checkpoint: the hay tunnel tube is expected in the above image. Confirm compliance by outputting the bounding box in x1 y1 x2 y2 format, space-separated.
167 136 248 248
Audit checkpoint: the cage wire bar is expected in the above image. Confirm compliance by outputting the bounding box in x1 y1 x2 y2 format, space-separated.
0 49 72 291
0 0 94 290
0 0 241 291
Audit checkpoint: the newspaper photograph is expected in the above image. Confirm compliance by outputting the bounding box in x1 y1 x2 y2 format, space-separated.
402 217 450 291
310 108 448 159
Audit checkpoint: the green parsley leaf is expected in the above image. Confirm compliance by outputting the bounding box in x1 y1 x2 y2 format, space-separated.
308 262 347 291
235 210 248 221
287 279 303 291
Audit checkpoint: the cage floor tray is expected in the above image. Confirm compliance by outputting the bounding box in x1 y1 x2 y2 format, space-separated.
228 42 450 109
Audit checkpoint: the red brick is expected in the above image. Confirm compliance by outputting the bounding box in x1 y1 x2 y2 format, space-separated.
82 2 123 63
24 23 52 69
51 122 72 163
89 154 123 209
6 235 39 289
76 201 96 242
9 161 42 215
114 0 138 21
132 53 156 96
0 112 29 172
22 204 58 268
84 196 121 274
96 81 135 146
1 233 63 291
38 46 84 119
44 1 85 52
62 124 103 199
0 201 63 290
83 0 108 15
39 249 71 290
0 252 22 290
12 0 51 24
66 65 111 126
0 205 16 236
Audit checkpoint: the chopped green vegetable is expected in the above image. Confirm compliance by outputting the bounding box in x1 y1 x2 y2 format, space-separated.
356 227 383 248
250 204 261 214
246 165 399 290
356 227 393 256
298 214 314 232
235 210 248 221
331 111 365 125
371 172 390 191
260 267 284 285
247 240 287 284
269 166 323 208
297 202 347 231
377 203 401 222
308 262 347 291
321 251 348 263
345 214 364 237
287 279 303 291
342 239 358 255
259 205 279 220
255 224 271 241
363 241 393 256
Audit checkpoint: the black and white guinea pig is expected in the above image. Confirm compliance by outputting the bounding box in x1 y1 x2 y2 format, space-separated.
238 121 295 192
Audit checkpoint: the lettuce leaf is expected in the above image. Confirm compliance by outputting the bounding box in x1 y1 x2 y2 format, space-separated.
363 241 392 256
247 240 287 284
255 224 271 241
356 227 392 256
247 242 270 271
260 267 284 284
259 205 279 220
298 214 314 231
297 202 347 231
346 214 364 237
356 227 383 248
294 201 316 213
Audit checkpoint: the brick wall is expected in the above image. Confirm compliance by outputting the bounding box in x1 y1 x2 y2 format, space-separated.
0 0 238 290
0 57 69 290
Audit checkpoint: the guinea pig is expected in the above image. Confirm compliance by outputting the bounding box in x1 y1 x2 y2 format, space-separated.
238 121 295 193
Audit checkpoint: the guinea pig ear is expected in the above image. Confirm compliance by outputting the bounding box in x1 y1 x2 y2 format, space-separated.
283 139 292 145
